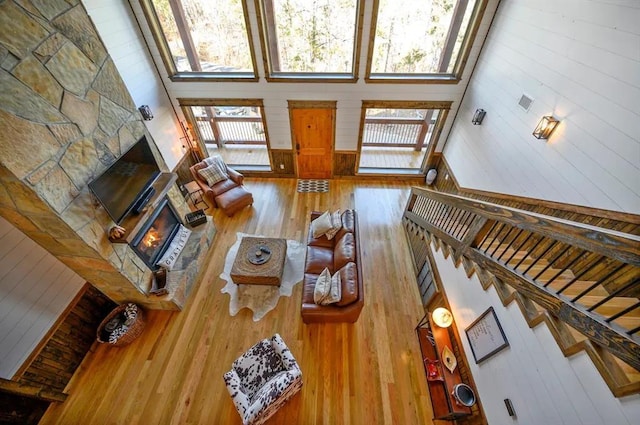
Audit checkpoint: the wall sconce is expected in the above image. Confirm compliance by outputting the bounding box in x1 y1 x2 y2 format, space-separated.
138 105 154 121
432 307 453 328
472 108 486 125
533 115 559 140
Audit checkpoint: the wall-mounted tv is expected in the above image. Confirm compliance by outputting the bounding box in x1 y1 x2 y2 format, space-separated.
89 136 161 224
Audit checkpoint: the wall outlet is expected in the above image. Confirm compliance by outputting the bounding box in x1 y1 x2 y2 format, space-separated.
280 163 285 169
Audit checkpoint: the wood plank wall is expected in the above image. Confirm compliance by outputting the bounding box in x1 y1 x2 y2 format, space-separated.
0 285 116 424
442 1 640 214
270 150 295 176
434 158 640 235
172 152 199 186
0 217 86 379
17 285 116 392
334 151 357 176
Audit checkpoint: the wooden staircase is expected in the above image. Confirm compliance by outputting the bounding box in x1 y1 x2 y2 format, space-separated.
403 187 640 397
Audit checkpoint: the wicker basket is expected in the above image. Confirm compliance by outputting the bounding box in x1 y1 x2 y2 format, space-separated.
96 303 145 347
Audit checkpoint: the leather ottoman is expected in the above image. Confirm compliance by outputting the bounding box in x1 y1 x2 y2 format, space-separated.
215 186 253 216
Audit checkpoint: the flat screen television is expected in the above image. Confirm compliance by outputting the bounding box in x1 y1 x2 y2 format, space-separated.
89 136 161 224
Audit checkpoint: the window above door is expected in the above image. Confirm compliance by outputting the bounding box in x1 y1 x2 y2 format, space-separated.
365 0 487 83
139 0 259 81
140 0 487 84
255 0 364 82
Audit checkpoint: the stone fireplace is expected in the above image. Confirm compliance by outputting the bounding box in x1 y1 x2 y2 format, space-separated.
0 1 214 310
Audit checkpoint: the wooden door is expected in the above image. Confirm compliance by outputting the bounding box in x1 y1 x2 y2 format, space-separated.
289 101 335 179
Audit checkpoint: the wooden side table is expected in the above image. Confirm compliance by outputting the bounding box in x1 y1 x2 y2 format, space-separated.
184 181 208 209
416 314 473 421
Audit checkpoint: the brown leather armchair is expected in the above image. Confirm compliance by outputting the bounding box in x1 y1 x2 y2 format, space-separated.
189 160 253 216
190 161 243 207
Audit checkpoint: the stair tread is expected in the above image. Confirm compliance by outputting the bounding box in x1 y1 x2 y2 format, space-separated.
609 316 640 330
546 280 608 297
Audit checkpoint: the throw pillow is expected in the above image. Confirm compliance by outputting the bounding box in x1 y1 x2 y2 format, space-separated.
321 269 342 305
197 162 227 186
324 209 342 240
313 267 332 304
156 224 192 271
311 210 333 239
204 154 229 175
313 267 342 305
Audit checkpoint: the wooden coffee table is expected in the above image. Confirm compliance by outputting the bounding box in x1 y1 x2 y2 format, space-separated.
230 237 287 286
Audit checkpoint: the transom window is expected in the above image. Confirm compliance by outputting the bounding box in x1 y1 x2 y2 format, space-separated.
256 0 362 81
367 0 483 81
140 0 257 80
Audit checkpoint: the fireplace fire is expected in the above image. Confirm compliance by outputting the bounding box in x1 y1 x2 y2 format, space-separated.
142 226 161 249
131 198 181 270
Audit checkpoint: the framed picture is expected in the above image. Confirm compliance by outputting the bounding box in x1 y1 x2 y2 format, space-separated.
465 307 509 363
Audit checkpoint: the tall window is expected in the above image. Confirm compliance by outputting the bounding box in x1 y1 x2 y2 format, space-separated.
141 0 257 80
357 101 451 174
180 99 272 171
367 0 483 81
256 0 362 81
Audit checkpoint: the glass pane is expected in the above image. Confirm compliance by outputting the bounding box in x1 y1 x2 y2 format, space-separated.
191 106 215 143
359 108 440 172
371 0 476 74
267 0 358 73
151 0 254 74
190 106 271 170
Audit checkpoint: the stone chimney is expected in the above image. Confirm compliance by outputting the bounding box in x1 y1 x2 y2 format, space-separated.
0 1 190 309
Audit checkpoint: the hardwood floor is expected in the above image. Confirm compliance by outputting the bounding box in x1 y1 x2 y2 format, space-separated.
39 179 433 425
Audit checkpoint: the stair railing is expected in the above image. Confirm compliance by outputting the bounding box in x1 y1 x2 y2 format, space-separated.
404 187 640 371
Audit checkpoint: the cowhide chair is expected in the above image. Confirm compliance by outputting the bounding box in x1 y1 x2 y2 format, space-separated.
223 334 302 425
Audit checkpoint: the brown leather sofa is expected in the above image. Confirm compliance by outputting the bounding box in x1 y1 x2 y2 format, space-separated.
302 209 363 323
189 161 253 216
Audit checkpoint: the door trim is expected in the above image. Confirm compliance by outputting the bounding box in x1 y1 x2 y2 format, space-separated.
288 100 337 109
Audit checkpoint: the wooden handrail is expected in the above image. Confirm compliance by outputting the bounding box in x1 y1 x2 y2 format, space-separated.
410 187 640 265
404 187 640 372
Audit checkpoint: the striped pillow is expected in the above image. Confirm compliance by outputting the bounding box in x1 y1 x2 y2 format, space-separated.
204 155 228 174
325 209 342 240
198 162 228 186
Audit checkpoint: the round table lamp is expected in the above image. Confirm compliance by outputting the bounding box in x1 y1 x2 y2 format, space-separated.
432 307 453 328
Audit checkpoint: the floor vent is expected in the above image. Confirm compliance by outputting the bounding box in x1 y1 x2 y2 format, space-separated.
518 94 533 111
